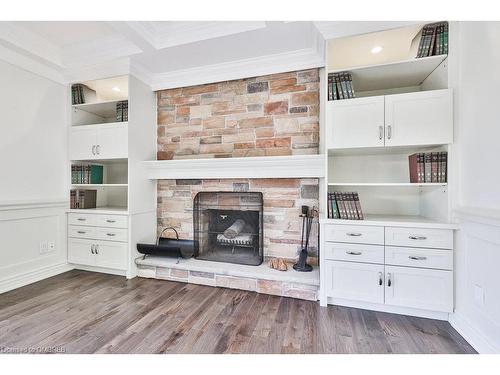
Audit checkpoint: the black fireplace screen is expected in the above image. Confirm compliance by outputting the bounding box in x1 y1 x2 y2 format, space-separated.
193 192 263 266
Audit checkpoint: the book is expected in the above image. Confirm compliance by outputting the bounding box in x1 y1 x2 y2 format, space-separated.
424 153 432 182
408 151 447 183
353 192 363 220
431 152 439 182
116 101 123 122
409 153 419 183
440 151 448 183
328 75 333 101
418 153 425 183
417 22 449 58
328 72 355 101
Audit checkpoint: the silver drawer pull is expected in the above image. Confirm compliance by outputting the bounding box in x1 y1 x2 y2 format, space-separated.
106 233 116 237
409 235 427 240
77 231 86 234
346 251 362 256
77 218 86 221
346 233 362 237
409 256 427 261
106 220 116 223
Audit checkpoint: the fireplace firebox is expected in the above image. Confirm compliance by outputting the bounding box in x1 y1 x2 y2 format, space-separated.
193 192 263 266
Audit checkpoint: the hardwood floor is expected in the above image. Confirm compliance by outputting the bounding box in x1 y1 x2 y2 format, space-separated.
0 270 475 354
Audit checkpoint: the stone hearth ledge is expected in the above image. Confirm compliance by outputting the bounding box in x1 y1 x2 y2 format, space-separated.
135 255 319 301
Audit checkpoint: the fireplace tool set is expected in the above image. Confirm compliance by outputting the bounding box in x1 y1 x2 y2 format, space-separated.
293 205 317 272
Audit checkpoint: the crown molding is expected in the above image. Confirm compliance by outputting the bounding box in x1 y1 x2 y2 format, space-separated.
64 57 131 84
149 47 325 91
0 44 65 84
125 21 267 50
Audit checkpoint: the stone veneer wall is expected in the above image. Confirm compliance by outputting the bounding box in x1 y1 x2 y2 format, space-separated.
157 178 319 261
156 69 320 262
156 69 319 159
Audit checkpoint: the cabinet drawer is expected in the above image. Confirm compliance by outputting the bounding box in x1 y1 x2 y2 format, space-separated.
324 242 384 264
324 224 384 245
95 227 128 242
385 246 453 270
68 213 96 226
68 225 97 239
385 227 453 249
95 215 128 229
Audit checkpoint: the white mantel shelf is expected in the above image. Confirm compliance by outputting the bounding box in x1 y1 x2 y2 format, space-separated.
142 154 326 180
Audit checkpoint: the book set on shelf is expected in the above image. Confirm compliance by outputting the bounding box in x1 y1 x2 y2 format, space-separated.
416 21 449 58
71 84 96 105
409 151 447 183
327 192 364 220
71 165 103 184
70 189 97 209
116 100 128 122
328 72 355 101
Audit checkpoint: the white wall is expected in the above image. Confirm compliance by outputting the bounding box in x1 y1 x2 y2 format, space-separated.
0 58 71 292
450 22 500 353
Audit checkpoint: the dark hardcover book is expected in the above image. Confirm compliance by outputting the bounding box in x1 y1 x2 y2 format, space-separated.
431 152 439 182
416 26 428 57
348 73 355 98
424 153 432 182
443 22 449 54
418 153 425 183
441 151 448 183
429 25 438 56
353 192 363 220
332 194 339 219
340 74 349 99
332 76 338 100
327 193 333 218
335 192 345 219
346 192 355 220
116 101 123 122
90 165 103 184
334 75 341 99
328 75 333 101
349 193 359 220
123 101 128 121
76 189 97 209
409 153 419 183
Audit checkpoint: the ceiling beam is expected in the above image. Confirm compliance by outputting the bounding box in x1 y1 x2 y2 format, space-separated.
106 21 157 54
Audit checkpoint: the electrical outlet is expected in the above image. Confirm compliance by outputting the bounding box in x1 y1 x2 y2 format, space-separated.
474 284 485 306
39 241 48 254
48 241 56 252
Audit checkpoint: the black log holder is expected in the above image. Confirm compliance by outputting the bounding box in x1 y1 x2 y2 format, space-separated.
293 205 315 272
137 227 194 261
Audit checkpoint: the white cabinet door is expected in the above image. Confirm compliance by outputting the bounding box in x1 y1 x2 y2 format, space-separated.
384 265 453 312
69 126 97 160
68 238 95 266
96 123 128 159
325 260 384 304
327 96 385 149
95 241 128 270
384 89 453 147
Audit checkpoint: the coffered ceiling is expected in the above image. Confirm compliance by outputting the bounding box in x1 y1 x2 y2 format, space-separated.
0 21 419 88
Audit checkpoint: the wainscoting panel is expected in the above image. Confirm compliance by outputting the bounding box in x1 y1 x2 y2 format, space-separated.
0 201 72 293
450 207 500 353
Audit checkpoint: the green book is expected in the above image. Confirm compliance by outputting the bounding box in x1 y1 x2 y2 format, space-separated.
90 165 103 184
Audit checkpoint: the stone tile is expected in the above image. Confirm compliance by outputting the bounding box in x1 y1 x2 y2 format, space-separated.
297 69 319 84
200 136 222 144
290 106 308 114
247 81 269 93
176 179 202 185
189 271 215 279
155 266 171 280
233 182 250 192
238 117 273 129
216 276 257 292
291 92 319 106
137 265 156 278
301 185 319 199
170 268 189 279
264 101 288 115
257 279 283 296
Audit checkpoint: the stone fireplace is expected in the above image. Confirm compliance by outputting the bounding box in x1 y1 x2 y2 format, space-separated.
193 191 263 266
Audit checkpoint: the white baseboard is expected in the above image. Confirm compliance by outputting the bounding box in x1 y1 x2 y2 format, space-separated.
449 312 500 354
72 264 127 277
0 262 74 294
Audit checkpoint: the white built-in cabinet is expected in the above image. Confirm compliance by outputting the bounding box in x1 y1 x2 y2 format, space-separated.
327 89 453 149
69 122 128 160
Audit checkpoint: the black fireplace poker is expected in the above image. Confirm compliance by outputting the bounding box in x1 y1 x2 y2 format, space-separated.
293 205 316 272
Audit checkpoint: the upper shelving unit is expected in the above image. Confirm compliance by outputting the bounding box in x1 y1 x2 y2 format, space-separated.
72 100 124 118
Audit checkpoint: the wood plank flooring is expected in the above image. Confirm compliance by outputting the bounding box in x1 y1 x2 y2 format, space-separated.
0 270 476 354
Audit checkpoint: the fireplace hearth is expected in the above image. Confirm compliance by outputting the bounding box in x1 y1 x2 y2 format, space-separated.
193 192 263 266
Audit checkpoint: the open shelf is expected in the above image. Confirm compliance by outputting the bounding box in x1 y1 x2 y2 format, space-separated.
72 100 125 118
320 214 457 230
67 207 128 215
71 184 128 188
328 55 447 93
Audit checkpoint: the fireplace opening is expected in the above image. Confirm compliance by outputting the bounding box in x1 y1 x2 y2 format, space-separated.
193 192 263 266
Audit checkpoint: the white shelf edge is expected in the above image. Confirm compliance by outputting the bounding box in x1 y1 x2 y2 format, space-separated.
70 121 128 128
328 182 447 187
70 184 128 187
327 54 447 75
72 99 127 109
319 215 458 230
67 207 129 215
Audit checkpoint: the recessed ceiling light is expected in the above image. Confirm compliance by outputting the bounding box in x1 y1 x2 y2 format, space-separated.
112 86 121 92
371 46 383 54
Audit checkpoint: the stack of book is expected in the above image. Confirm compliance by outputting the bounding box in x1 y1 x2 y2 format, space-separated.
71 165 104 184
116 100 129 122
327 192 364 220
408 152 448 183
70 189 97 209
416 22 448 58
328 72 355 101
71 84 96 105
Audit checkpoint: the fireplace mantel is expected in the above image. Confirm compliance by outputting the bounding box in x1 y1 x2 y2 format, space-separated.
142 154 325 180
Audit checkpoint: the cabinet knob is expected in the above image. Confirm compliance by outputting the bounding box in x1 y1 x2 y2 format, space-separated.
387 125 392 139
96 145 101 155
91 244 95 254
77 231 86 234
378 272 383 286
409 235 427 240
379 125 383 140
409 255 427 261
92 145 96 155
77 218 86 221
106 233 116 237
106 219 116 223
95 244 99 254
387 273 392 287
